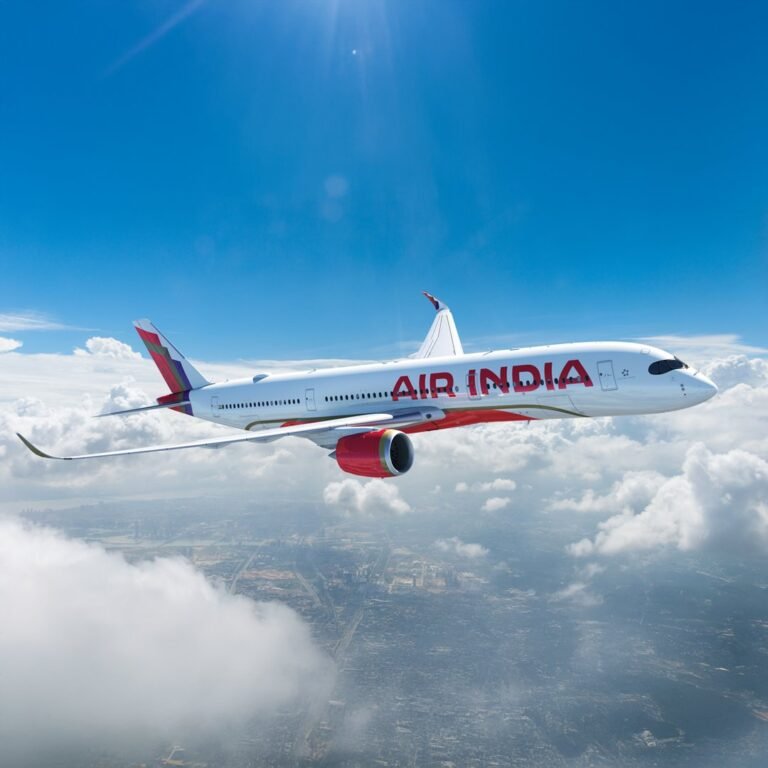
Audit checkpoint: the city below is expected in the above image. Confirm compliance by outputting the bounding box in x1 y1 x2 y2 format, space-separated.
22 495 768 768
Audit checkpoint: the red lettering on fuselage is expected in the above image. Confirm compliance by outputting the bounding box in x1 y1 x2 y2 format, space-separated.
429 372 455 398
391 360 592 400
479 366 509 395
558 359 593 388
392 375 418 401
512 364 540 392
468 369 478 397
544 362 555 391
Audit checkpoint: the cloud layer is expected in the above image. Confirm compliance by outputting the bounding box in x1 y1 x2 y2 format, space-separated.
2 338 767 562
568 444 768 557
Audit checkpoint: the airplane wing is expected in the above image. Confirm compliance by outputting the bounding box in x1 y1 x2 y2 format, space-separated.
414 291 464 358
16 408 444 461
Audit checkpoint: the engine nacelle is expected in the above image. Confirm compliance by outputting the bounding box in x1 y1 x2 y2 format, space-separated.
335 429 414 478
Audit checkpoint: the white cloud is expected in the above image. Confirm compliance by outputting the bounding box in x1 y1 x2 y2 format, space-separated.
0 336 22 353
551 581 603 608
569 444 768 557
323 478 411 517
640 334 768 366
578 562 605 580
549 470 666 515
434 537 488 559
74 336 142 360
483 478 517 492
455 478 517 493
700 354 768 391
0 517 333 760
482 496 511 512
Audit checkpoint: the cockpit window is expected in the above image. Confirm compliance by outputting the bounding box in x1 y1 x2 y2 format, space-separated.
648 357 688 375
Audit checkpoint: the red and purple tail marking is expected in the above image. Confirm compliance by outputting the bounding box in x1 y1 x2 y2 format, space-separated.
134 320 209 416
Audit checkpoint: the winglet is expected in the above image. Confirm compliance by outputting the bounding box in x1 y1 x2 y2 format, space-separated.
422 291 447 312
415 292 464 358
16 433 67 460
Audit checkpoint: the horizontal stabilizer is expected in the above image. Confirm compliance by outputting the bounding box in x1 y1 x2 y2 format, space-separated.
95 400 191 418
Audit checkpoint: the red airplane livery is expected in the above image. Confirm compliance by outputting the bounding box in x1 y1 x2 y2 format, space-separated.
18 292 717 478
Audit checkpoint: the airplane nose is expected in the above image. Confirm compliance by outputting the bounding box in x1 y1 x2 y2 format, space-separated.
688 372 718 403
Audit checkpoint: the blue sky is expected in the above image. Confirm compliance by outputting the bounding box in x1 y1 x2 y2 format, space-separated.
1 0 765 360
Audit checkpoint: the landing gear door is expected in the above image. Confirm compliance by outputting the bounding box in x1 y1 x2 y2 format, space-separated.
597 360 618 391
305 388 316 412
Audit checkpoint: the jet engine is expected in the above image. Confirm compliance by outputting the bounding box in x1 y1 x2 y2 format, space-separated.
335 429 414 478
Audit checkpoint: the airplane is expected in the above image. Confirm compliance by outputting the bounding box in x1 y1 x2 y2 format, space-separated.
17 292 718 477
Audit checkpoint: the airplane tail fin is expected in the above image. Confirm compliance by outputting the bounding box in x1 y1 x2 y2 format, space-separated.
133 319 210 395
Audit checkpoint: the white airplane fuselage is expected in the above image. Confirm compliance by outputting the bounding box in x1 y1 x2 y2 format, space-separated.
195 340 717 434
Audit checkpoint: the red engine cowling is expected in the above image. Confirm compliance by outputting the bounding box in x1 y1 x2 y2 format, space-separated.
335 429 414 478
